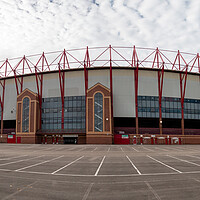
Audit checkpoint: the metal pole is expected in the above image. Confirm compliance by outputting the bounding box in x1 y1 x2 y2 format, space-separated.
132 46 139 135
158 66 164 135
134 62 139 135
109 45 114 132
0 80 5 139
84 47 89 134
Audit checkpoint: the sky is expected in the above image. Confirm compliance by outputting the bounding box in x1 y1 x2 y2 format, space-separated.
0 0 200 60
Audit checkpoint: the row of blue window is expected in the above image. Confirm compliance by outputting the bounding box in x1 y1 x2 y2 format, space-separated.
41 96 86 130
138 96 200 119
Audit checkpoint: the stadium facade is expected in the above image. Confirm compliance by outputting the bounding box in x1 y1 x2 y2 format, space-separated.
0 46 200 144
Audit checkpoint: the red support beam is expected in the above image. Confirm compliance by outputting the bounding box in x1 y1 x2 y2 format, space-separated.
132 46 139 135
58 64 65 130
155 48 165 135
150 48 165 135
174 51 188 135
58 49 69 129
0 60 8 138
180 69 187 135
109 45 114 131
13 56 26 95
84 47 90 132
134 64 139 135
158 65 164 135
84 47 90 97
0 79 5 138
35 52 49 129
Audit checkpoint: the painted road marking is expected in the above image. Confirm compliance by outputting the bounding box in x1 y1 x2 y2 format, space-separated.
77 147 86 152
0 155 44 167
154 147 169 152
82 183 94 200
91 147 97 152
51 156 84 174
0 155 27 161
15 155 64 171
142 146 155 152
167 155 200 167
147 155 182 173
126 155 141 175
132 147 139 152
15 170 189 177
170 147 184 152
120 147 124 152
187 155 200 159
145 181 161 200
94 156 106 176
107 147 110 152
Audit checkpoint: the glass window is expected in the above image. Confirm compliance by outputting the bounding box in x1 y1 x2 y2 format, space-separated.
42 95 86 132
22 97 29 132
138 95 200 120
94 93 103 132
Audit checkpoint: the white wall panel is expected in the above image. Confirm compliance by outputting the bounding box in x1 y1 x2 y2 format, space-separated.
113 69 135 117
88 69 109 89
138 70 158 96
185 74 200 99
43 73 60 97
4 79 17 120
65 70 85 96
163 72 180 98
23 76 37 93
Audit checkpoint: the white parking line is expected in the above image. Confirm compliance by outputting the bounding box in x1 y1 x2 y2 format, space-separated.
0 155 44 167
120 147 124 152
145 181 161 200
32 146 53 152
15 155 64 171
3 167 200 177
171 147 184 152
187 155 200 159
42 147 55 151
126 155 141 175
167 155 200 167
107 147 110 152
154 147 169 152
141 146 154 152
51 156 84 174
0 155 27 161
94 156 106 176
147 155 182 173
77 147 86 152
132 147 139 152
91 147 97 152
82 183 94 200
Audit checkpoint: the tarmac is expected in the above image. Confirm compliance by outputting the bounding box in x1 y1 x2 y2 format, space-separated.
0 144 200 199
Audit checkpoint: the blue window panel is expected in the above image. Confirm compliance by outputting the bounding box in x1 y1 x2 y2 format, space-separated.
22 97 29 132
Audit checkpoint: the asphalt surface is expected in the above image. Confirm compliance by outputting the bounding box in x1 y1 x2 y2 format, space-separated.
0 144 200 199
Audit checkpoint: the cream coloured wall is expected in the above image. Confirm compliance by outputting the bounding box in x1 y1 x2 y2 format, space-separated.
113 69 135 117
138 70 158 96
88 69 110 89
2 68 200 120
185 74 200 99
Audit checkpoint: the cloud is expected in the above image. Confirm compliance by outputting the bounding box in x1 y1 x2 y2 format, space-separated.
0 0 200 60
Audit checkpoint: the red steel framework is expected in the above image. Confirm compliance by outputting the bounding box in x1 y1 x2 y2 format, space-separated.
0 46 200 136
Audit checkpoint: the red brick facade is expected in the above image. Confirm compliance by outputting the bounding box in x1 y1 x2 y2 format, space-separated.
86 83 112 144
16 89 40 144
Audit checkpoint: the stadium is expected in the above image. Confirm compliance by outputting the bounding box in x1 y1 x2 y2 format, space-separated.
0 45 200 145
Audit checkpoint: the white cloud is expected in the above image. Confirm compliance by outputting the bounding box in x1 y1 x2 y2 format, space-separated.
0 0 200 59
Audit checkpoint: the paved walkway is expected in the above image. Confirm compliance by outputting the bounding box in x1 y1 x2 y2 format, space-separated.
0 144 200 199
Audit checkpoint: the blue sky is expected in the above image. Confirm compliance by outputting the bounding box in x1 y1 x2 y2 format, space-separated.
0 0 200 59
